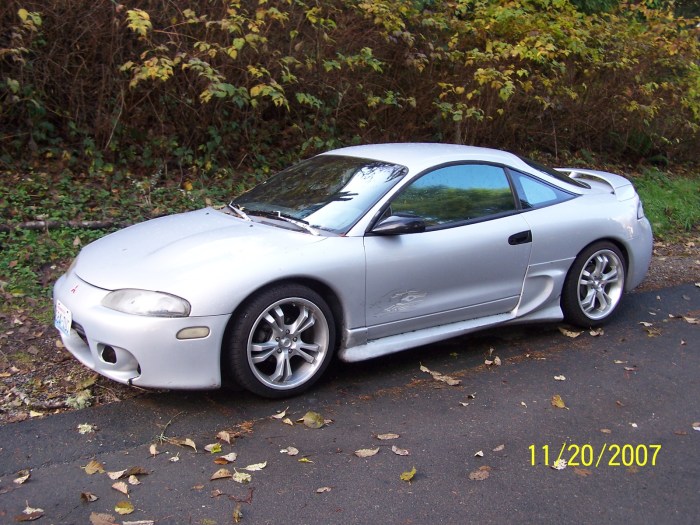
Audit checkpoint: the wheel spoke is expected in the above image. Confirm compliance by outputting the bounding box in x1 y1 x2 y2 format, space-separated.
250 341 278 363
580 289 597 313
269 352 292 383
289 306 315 335
593 254 608 276
295 343 320 363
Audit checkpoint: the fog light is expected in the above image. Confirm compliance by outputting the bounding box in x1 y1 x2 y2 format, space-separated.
176 327 210 340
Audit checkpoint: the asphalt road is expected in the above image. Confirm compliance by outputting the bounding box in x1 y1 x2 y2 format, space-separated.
0 283 698 525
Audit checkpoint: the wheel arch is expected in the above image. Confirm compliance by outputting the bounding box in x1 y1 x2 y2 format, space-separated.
571 237 631 287
219 277 345 375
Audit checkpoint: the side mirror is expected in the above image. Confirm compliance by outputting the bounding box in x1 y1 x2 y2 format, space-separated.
370 215 426 235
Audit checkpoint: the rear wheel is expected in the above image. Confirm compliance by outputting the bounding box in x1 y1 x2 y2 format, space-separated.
225 284 336 398
562 242 626 327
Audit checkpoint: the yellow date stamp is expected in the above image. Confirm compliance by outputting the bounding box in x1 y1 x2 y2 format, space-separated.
529 443 661 468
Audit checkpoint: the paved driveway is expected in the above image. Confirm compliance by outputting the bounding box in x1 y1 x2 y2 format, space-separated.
0 284 698 524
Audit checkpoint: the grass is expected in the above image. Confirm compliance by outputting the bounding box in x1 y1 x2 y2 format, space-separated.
633 168 700 238
1 162 698 322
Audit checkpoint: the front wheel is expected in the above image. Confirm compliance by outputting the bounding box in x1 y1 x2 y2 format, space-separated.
562 242 626 327
225 284 336 398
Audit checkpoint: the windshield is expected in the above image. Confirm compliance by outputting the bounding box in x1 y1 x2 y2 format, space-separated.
231 155 408 234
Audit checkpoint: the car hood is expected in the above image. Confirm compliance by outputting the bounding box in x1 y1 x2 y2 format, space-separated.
74 208 326 292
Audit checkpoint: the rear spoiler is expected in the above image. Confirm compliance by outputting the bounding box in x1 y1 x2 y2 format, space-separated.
555 168 636 200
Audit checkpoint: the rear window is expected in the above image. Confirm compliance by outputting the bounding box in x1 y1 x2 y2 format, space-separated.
518 156 590 189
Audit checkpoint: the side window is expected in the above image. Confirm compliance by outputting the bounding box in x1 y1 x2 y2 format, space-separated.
510 170 575 209
391 164 516 228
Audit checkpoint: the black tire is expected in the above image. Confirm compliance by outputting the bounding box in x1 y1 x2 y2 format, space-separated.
224 284 336 398
562 241 626 327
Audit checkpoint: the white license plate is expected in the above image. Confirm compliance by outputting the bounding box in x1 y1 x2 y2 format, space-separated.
54 300 72 338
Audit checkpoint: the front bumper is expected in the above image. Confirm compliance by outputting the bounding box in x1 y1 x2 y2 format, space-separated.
53 272 231 389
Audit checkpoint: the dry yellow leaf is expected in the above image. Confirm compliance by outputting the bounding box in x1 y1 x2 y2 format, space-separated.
400 466 417 482
112 481 129 495
114 500 134 515
211 468 233 480
83 460 105 475
354 447 380 458
551 394 568 409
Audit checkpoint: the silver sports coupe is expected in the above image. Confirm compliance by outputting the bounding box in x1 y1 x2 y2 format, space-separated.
53 143 653 397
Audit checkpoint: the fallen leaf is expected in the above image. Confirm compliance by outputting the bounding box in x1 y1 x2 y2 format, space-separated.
244 461 267 471
682 316 698 325
377 433 400 440
639 321 653 327
551 394 568 409
589 328 604 337
624 366 637 371
692 422 700 432
112 481 129 495
280 447 299 456
232 470 252 484
215 452 238 464
554 375 566 381
83 460 105 475
468 467 490 480
600 428 612 434
210 468 233 480
233 503 243 523
216 431 232 444
298 457 314 463
400 466 417 482
149 444 160 457
391 445 410 456
551 459 567 470
459 402 470 407
181 438 197 451
299 411 325 429
558 327 582 338
108 469 127 480
574 467 592 477
13 469 30 484
630 423 638 428
521 401 527 408
420 364 461 385
467 393 476 399
123 521 156 525
492 444 505 452
613 360 627 364
128 475 141 485
114 500 134 515
271 408 288 419
204 443 222 454
354 447 380 458
81 492 99 502
282 417 294 426
89 513 116 525
78 423 96 434
474 450 484 457
316 486 332 493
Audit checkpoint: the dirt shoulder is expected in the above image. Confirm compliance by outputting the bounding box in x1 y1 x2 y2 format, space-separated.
1 238 698 425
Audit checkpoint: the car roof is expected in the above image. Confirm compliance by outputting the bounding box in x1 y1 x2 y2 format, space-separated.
320 143 528 173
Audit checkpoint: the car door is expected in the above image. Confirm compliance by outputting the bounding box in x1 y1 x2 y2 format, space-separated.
364 163 532 340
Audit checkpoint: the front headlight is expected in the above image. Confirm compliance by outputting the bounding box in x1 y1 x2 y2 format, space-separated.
102 289 191 317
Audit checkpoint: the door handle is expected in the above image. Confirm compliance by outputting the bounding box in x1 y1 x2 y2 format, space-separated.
508 230 532 245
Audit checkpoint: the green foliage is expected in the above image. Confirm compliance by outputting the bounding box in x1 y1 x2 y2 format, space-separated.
1 0 698 173
634 168 700 237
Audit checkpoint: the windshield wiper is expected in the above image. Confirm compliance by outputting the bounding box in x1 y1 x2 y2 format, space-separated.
227 203 252 221
251 210 320 236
